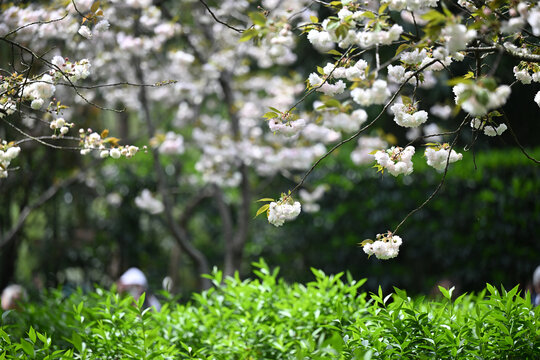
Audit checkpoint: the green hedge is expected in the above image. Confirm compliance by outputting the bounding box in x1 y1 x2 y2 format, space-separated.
1 261 539 359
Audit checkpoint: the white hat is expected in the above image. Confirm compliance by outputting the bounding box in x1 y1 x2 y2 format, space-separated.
119 267 148 288
534 266 540 286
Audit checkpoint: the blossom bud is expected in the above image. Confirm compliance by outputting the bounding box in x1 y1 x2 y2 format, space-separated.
60 126 69 135
110 148 121 159
31 98 44 110
100 150 109 158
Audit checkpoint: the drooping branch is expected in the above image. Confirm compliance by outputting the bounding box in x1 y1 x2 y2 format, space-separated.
392 117 469 235
197 0 247 33
290 59 440 195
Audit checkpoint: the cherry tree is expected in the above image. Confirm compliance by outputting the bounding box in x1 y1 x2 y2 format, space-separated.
1 0 538 289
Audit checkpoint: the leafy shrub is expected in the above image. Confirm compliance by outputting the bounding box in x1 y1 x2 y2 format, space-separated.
1 260 539 359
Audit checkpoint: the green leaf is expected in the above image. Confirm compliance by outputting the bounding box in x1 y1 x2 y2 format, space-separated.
28 326 36 343
401 95 412 105
359 239 373 246
239 28 258 42
263 112 278 119
361 11 376 19
446 77 474 86
256 198 274 202
324 98 341 108
463 71 475 79
395 43 410 56
438 285 454 300
137 292 146 309
255 204 270 218
90 1 100 13
70 332 82 352
249 12 267 26
326 49 342 56
421 10 446 24
310 15 318 23
268 107 281 113
21 339 34 357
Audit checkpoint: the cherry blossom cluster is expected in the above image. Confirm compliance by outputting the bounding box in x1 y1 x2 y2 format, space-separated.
49 117 74 138
0 142 21 179
50 56 91 83
424 143 463 172
266 194 302 227
79 129 140 159
362 232 403 260
470 118 507 137
382 0 438 11
268 112 306 137
308 73 346 97
351 80 391 107
374 146 415 177
452 81 511 117
390 102 428 128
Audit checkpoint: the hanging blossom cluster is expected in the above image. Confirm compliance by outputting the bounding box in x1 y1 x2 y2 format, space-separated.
312 101 368 134
308 72 346 97
361 232 403 260
18 57 91 113
268 112 307 137
49 117 74 138
453 81 511 117
308 8 403 51
79 129 140 159
424 143 463 172
382 0 439 11
0 143 21 179
374 146 415 177
390 101 428 128
470 118 507 137
266 194 302 227
351 80 391 107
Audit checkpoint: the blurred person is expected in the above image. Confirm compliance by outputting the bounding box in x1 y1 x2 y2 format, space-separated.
1 284 27 311
533 266 540 307
117 267 161 311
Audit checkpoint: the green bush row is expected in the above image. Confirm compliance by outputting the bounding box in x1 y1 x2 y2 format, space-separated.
1 260 539 359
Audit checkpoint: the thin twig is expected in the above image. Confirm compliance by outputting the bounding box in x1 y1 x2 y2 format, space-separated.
290 59 440 194
392 116 468 234
500 110 540 164
287 46 353 113
198 0 247 33
2 14 69 38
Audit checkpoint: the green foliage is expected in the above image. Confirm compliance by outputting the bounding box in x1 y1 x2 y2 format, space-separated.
1 262 538 359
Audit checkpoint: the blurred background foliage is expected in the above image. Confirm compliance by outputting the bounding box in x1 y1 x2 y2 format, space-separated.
0 0 539 300
3 140 538 298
